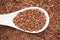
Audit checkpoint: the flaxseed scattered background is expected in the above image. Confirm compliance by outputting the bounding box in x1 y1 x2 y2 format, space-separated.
13 10 46 31
0 0 60 40
0 23 60 40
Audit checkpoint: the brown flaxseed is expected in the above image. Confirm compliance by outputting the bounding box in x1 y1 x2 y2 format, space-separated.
0 0 60 40
13 10 46 31
0 0 24 14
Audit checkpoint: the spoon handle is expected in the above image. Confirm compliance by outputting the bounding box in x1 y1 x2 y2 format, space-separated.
0 14 20 29
0 14 13 26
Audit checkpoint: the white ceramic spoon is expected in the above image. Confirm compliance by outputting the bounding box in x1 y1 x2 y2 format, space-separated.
0 7 49 33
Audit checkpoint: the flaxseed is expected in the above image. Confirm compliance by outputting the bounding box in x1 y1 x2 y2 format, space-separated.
13 10 46 31
0 0 60 40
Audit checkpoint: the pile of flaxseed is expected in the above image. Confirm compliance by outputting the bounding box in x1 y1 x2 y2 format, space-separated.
13 10 46 31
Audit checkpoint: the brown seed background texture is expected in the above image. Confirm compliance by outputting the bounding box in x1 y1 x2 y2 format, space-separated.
0 0 60 40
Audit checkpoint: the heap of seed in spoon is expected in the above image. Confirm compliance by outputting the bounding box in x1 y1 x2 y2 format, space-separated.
13 9 46 31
